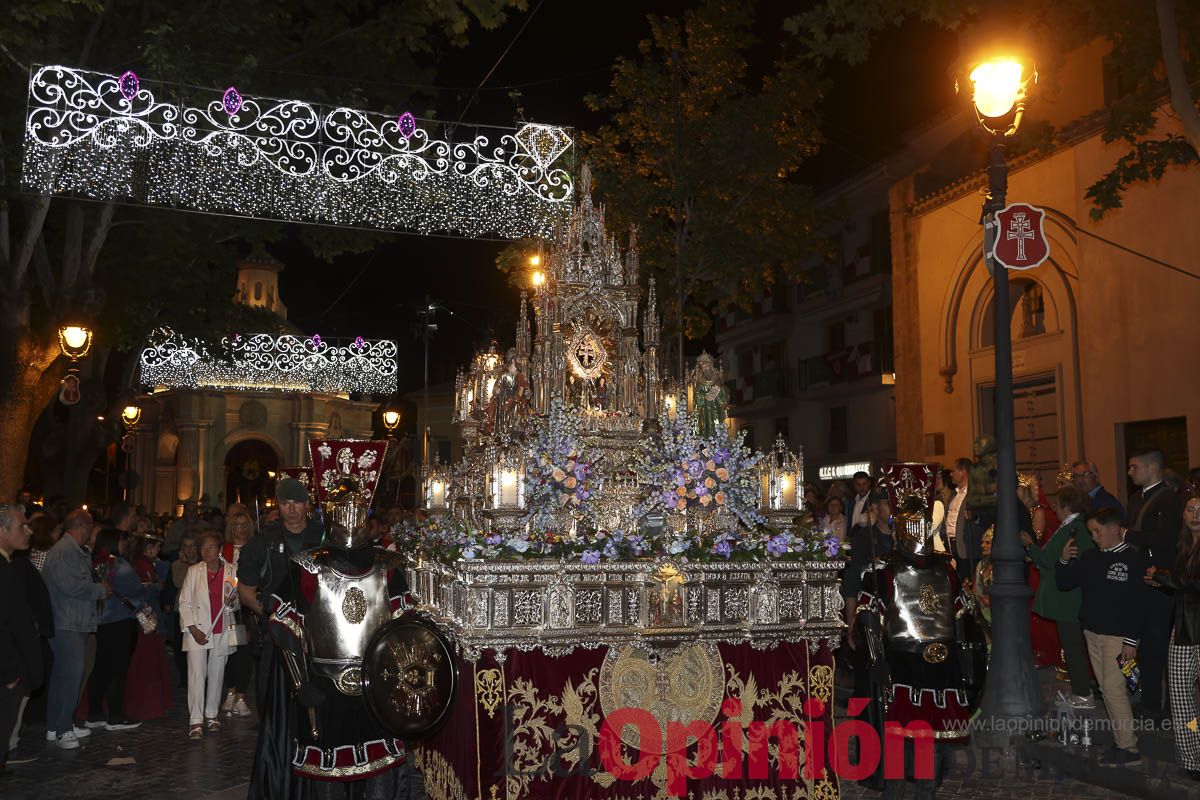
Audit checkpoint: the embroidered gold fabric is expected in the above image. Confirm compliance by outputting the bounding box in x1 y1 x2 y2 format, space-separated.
474 667 503 719
342 586 368 624
500 668 601 797
598 644 724 752
808 665 834 705
410 747 468 800
917 583 939 614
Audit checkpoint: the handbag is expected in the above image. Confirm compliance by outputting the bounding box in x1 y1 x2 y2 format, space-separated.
225 610 249 647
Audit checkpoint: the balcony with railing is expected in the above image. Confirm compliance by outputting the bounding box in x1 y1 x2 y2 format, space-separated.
729 368 792 406
796 341 893 392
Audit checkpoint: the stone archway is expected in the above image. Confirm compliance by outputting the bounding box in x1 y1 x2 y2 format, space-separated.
223 438 281 510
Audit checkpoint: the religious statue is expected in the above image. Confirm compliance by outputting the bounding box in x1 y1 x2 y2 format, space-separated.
483 348 531 437
689 352 728 438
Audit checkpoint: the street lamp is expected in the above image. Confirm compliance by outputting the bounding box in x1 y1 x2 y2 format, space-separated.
120 402 142 428
58 324 93 360
963 52 1045 733
381 396 402 437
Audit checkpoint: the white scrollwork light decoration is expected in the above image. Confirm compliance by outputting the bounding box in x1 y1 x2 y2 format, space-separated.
23 65 574 239
138 330 397 394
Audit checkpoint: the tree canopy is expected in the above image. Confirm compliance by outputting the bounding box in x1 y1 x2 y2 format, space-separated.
502 0 827 365
0 0 524 501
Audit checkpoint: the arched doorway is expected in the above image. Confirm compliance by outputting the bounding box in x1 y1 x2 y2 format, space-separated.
224 439 280 510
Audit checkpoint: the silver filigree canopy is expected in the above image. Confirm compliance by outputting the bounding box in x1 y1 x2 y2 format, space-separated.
22 65 574 239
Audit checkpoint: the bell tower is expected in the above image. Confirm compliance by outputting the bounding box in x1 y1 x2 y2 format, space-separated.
235 255 288 318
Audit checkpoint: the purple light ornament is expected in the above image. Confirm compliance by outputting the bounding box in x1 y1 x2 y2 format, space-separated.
222 86 243 116
118 71 139 102
397 111 417 139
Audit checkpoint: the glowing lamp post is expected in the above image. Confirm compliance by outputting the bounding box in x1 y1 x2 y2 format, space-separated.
57 322 93 406
963 52 1045 730
58 324 93 359
120 403 142 428
382 409 401 433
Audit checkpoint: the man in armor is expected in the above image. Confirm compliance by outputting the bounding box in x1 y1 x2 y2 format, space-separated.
263 442 417 799
856 465 983 800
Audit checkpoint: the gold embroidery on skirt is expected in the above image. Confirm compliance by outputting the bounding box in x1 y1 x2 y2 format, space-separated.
598 644 725 753
410 747 468 800
474 668 503 719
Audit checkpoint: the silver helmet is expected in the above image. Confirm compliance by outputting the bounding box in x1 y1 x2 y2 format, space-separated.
322 473 371 550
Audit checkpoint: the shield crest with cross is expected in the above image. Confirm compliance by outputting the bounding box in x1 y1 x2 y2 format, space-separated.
992 202 1050 271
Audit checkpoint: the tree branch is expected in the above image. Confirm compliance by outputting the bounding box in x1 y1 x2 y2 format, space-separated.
60 203 84 292
1157 0 1200 155
82 201 116 280
31 238 56 310
0 42 28 73
10 196 51 290
78 0 115 65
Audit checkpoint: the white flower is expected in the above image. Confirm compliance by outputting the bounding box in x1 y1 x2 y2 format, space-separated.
318 442 332 460
357 450 378 469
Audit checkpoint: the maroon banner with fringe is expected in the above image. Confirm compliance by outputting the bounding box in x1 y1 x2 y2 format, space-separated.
412 640 838 800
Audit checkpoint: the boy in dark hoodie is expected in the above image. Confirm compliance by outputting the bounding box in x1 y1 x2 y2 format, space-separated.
1056 506 1154 767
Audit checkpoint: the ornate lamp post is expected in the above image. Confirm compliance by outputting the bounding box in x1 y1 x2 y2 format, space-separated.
964 53 1045 732
58 324 93 359
120 401 142 428
57 321 93 405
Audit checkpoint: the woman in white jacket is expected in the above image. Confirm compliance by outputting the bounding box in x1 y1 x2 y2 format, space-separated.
178 530 238 739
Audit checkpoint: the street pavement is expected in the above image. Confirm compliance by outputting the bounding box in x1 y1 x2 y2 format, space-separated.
1 664 1186 799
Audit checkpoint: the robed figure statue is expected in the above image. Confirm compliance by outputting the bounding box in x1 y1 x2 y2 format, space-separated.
689 352 728 438
483 349 531 437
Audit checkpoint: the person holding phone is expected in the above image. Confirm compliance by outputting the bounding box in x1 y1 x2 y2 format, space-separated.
1056 507 1155 767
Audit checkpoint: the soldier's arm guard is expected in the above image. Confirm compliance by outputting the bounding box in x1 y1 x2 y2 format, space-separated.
854 601 885 667
268 598 323 737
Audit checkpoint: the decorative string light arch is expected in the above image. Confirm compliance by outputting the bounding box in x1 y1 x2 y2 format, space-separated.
22 65 575 239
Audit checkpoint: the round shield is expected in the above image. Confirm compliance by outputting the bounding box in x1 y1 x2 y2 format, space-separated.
361 616 457 740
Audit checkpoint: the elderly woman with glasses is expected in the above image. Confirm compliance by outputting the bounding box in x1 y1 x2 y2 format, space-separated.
178 530 238 739
219 504 256 717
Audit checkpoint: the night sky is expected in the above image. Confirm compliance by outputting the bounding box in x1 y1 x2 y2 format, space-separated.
267 3 958 395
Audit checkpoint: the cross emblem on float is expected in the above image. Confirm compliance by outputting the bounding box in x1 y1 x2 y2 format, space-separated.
566 328 607 380
575 338 599 369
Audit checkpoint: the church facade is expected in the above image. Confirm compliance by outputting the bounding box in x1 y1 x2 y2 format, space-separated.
125 257 392 514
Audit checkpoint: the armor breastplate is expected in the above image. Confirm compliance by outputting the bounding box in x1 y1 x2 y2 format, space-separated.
883 559 954 651
296 548 402 695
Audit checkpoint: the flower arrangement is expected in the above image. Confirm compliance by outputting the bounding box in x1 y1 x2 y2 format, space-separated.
396 514 846 566
635 410 763 529
524 400 600 531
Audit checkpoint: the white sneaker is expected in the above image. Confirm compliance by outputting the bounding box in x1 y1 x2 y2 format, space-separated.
72 725 92 738
83 719 107 729
46 730 57 742
1070 694 1097 709
233 697 251 717
56 731 80 750
220 690 236 713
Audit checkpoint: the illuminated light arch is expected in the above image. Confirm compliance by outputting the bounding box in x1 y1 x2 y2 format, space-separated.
22 65 575 239
139 331 398 394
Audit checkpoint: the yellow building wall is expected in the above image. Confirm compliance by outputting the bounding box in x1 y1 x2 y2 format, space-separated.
894 115 1200 501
